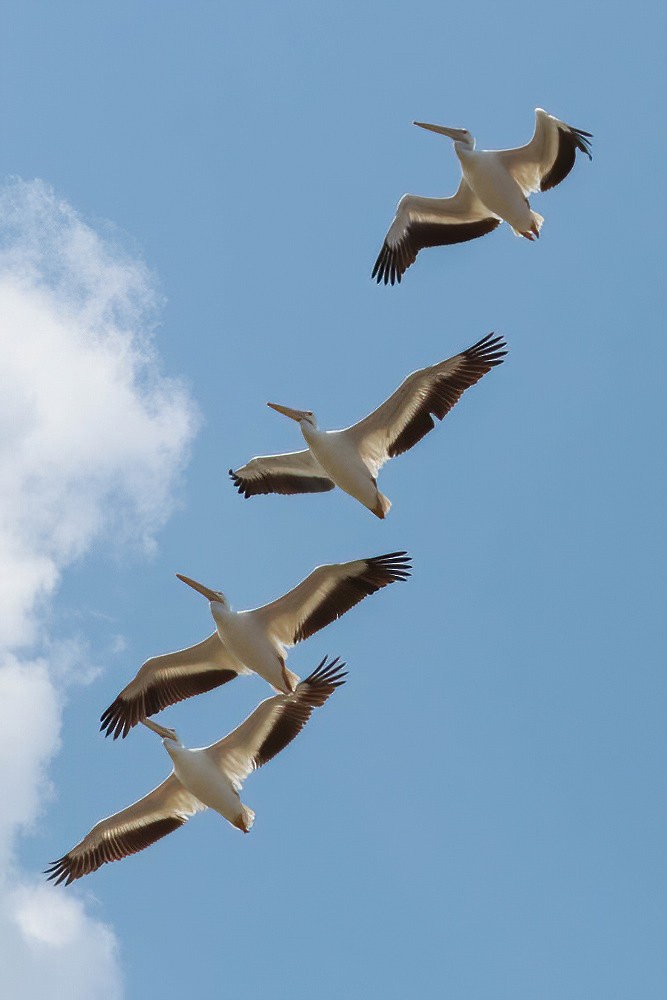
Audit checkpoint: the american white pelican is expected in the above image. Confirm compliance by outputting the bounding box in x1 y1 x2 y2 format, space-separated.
230 333 506 517
373 108 592 284
48 657 346 883
100 553 409 738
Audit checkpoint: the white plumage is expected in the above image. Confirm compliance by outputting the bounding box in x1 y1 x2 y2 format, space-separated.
48 658 346 884
373 108 592 284
100 553 409 737
231 333 506 517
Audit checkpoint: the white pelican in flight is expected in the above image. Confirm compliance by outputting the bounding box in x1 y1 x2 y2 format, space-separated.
373 108 592 284
100 553 409 738
230 333 506 517
49 657 346 883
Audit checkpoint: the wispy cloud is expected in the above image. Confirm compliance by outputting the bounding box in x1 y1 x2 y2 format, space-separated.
0 179 198 998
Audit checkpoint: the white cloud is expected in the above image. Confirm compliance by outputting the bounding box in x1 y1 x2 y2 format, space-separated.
110 634 128 655
0 655 60 860
0 179 198 998
3 883 122 1000
0 180 197 647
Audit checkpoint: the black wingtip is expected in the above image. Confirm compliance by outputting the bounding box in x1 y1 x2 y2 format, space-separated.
465 332 508 366
371 550 412 580
303 655 348 689
229 468 252 499
44 857 72 886
372 242 402 286
541 124 593 191
571 125 593 159
99 700 131 740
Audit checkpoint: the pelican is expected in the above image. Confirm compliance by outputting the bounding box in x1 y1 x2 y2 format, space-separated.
230 333 506 517
100 552 409 738
48 657 346 884
373 108 592 284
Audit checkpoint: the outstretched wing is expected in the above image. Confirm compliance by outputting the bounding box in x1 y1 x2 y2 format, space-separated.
229 449 334 498
496 108 592 195
45 775 204 885
100 634 250 740
341 333 507 477
249 552 411 646
206 656 347 787
372 182 501 285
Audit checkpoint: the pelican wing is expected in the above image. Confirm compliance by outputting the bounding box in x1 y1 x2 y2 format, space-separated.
45 774 204 885
230 449 335 498
207 657 346 786
342 333 507 476
497 108 592 195
100 633 250 740
251 552 411 646
373 182 501 285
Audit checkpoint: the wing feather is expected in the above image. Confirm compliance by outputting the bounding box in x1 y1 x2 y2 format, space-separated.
373 184 500 285
251 553 411 646
206 656 346 786
45 775 204 885
497 108 592 196
343 333 507 476
100 634 248 740
230 450 334 498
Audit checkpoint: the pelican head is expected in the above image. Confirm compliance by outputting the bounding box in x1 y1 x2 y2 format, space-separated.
413 121 475 150
267 402 317 429
176 574 228 608
162 735 186 763
140 717 182 745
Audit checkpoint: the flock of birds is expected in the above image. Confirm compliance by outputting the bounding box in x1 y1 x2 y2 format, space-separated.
47 108 591 885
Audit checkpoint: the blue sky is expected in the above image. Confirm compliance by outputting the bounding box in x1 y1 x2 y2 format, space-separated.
0 1 665 998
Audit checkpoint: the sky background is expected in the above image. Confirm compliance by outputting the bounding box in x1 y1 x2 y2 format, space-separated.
0 1 665 998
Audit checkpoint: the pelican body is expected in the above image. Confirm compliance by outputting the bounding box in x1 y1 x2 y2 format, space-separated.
456 140 542 238
100 552 410 738
49 658 346 884
230 333 506 518
285 410 390 518
373 108 592 284
207 593 298 694
163 734 254 832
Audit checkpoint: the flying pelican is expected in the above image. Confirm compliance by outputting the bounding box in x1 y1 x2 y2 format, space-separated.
230 333 506 517
373 108 592 284
48 657 346 884
100 552 409 738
